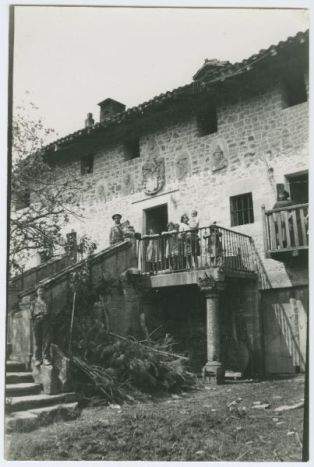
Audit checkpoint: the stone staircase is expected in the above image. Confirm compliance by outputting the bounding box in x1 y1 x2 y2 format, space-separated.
5 360 81 432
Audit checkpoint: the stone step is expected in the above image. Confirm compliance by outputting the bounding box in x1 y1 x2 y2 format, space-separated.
6 392 77 413
6 383 42 397
6 402 81 432
6 372 33 384
225 370 243 380
6 361 26 373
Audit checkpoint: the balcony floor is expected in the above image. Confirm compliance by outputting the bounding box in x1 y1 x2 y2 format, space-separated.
142 266 257 289
268 246 308 262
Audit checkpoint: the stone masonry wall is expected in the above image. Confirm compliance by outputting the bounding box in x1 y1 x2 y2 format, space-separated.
28 68 309 290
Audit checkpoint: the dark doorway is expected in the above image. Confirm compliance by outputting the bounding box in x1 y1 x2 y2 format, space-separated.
286 171 308 204
156 285 207 372
144 204 168 234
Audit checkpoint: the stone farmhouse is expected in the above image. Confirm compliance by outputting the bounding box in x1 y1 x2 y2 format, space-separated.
8 30 308 385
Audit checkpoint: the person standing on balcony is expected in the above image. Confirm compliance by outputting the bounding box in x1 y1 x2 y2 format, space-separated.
109 213 124 245
144 228 159 274
273 189 293 209
205 223 223 266
190 210 200 268
163 222 180 271
272 189 294 248
30 286 51 366
179 214 192 269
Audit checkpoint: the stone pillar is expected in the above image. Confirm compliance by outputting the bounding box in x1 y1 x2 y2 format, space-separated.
139 287 155 340
10 295 33 370
120 268 151 337
198 272 225 384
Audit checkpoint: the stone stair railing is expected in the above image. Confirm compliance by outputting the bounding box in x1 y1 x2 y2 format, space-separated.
5 360 80 433
8 239 139 369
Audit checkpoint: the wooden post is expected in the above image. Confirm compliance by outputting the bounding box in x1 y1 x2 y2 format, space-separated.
261 205 270 258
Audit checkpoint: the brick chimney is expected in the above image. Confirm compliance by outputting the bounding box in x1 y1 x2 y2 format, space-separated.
98 98 126 123
85 113 95 128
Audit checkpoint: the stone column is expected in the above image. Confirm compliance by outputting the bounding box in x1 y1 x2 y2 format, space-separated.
10 295 33 370
120 268 153 338
198 272 225 384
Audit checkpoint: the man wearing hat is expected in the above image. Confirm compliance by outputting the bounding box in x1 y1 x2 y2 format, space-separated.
110 213 124 245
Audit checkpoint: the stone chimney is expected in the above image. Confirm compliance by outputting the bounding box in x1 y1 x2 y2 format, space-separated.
85 113 95 128
98 98 126 123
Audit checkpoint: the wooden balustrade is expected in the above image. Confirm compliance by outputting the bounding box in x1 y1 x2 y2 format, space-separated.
262 203 309 258
139 224 256 275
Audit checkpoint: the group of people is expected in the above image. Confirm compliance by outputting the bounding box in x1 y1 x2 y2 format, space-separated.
143 210 223 273
109 210 224 273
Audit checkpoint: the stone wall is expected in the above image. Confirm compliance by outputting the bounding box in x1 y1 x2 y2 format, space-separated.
261 286 308 373
9 241 142 364
25 67 308 291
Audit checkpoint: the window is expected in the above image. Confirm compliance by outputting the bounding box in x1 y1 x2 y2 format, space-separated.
197 105 217 137
15 190 30 210
81 154 94 175
282 72 307 108
230 193 254 226
285 171 308 204
124 138 140 160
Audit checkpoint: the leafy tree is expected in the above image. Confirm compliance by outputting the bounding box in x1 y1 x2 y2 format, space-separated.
10 97 84 274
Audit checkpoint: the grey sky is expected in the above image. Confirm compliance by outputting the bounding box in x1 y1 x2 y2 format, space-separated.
13 6 308 139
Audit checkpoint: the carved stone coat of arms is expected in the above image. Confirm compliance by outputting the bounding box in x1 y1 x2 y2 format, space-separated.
142 157 165 195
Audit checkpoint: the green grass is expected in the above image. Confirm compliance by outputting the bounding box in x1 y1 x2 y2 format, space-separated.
6 376 305 461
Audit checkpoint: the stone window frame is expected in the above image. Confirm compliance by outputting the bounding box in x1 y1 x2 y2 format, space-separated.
230 192 254 227
285 170 308 205
124 137 140 160
196 103 218 137
80 153 94 175
281 71 308 109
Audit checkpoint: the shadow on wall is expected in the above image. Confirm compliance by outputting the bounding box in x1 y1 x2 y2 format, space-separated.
284 255 308 287
261 287 307 374
251 242 307 373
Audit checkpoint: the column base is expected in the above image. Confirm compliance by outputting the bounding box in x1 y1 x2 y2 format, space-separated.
202 361 225 385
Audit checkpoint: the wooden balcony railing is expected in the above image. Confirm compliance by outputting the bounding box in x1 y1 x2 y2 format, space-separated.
139 224 256 275
262 203 309 258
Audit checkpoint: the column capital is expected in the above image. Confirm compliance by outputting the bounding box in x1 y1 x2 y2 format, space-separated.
198 272 225 297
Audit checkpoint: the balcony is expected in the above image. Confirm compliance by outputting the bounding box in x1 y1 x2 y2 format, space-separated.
262 203 309 260
139 224 257 282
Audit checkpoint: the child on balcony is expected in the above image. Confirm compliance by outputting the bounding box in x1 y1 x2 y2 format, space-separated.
179 214 192 269
144 228 159 274
163 222 180 271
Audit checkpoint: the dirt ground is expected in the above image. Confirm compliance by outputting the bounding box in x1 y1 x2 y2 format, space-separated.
6 375 305 462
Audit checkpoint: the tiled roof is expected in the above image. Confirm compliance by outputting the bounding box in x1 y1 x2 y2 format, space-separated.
44 29 308 154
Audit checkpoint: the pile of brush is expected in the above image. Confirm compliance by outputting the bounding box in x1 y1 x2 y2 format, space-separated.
70 319 196 403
